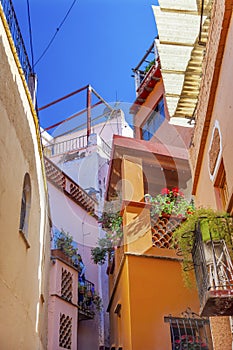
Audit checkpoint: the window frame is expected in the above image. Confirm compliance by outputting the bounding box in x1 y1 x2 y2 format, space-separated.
19 173 31 248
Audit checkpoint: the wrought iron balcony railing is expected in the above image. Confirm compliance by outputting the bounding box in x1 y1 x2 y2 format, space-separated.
0 0 33 83
192 216 233 316
78 279 95 320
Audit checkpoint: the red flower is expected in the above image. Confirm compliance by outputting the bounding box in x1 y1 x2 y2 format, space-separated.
172 187 179 193
172 187 180 197
161 188 170 195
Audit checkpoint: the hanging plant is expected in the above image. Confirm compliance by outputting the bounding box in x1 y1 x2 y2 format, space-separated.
172 208 233 286
91 211 123 265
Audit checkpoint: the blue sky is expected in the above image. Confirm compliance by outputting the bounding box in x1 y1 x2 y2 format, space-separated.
13 0 158 131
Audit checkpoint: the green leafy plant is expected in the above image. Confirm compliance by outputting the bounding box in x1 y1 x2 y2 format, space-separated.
150 187 194 218
172 208 233 286
91 211 123 265
55 229 78 260
144 59 155 73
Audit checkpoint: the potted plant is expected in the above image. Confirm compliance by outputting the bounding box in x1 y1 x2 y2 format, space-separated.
150 187 194 219
174 335 208 349
52 229 78 264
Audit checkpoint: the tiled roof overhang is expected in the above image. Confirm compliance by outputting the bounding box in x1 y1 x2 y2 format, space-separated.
152 0 213 120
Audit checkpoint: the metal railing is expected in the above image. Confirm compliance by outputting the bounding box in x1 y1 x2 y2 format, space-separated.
78 279 95 320
44 133 111 158
192 217 233 310
44 134 88 157
0 0 33 83
132 39 159 93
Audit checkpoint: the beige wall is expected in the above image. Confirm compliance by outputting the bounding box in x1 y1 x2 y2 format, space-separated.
0 9 50 350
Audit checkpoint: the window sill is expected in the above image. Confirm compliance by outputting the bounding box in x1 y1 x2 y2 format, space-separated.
19 229 31 249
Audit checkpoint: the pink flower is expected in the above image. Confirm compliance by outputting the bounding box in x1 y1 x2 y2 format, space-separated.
161 188 170 195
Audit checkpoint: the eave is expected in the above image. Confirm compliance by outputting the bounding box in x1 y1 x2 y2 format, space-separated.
152 0 213 120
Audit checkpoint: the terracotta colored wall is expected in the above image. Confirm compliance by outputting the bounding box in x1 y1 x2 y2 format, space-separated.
189 2 233 349
191 8 233 211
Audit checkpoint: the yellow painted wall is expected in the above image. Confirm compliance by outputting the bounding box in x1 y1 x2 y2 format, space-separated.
0 9 50 349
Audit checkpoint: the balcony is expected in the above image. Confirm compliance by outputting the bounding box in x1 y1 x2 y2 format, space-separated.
0 0 34 90
192 216 233 316
78 279 95 321
44 132 112 159
130 40 161 114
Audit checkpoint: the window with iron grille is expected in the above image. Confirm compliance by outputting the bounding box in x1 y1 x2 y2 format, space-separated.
61 268 73 302
164 310 212 350
59 313 72 349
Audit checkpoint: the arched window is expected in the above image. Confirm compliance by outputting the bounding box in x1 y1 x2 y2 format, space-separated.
19 173 31 239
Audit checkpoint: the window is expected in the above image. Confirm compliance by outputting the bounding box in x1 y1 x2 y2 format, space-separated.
141 98 165 141
214 160 229 210
164 312 211 350
19 173 31 244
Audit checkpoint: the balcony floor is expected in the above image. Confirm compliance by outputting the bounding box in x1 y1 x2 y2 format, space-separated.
200 288 233 317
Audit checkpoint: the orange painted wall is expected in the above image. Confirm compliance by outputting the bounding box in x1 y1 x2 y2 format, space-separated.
109 252 200 350
109 258 132 349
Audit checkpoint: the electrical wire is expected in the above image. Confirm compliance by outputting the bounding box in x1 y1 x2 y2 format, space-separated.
33 0 77 69
26 0 34 70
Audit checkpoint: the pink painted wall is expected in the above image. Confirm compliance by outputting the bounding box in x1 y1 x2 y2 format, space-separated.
48 260 78 350
48 181 100 349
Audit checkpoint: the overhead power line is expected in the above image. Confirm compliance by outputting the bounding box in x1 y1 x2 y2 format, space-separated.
33 0 77 69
